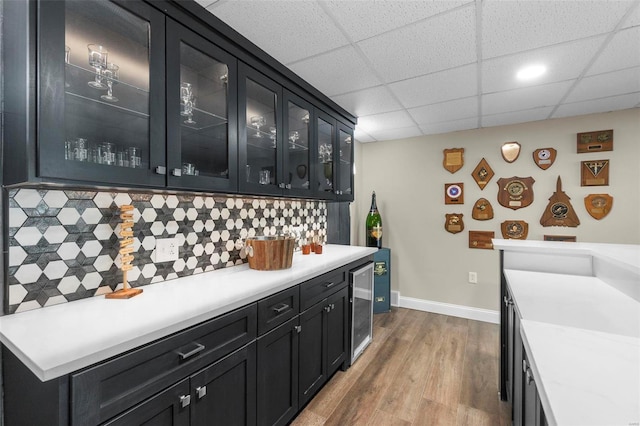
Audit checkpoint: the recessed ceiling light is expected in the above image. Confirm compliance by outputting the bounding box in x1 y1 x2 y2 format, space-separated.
516 65 547 81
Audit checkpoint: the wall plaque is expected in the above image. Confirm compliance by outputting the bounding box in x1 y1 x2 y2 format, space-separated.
443 148 464 173
471 158 494 189
469 231 494 249
577 129 613 153
472 198 494 221
584 194 613 220
497 176 535 210
445 183 464 204
533 148 557 170
501 220 529 240
540 176 580 227
445 213 464 234
544 235 576 242
580 160 609 186
501 142 521 163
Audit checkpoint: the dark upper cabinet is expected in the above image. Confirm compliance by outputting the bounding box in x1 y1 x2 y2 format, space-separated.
282 90 315 198
37 0 166 187
166 19 238 193
315 110 336 200
335 122 354 201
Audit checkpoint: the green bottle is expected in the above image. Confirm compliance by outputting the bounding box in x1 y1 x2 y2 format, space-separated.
366 191 382 248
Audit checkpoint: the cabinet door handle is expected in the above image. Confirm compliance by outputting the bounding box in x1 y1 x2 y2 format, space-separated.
324 306 331 313
273 303 290 313
330 303 335 310
155 166 167 175
172 168 182 177
294 325 302 333
177 343 205 361
323 282 336 289
526 368 534 385
278 183 286 189
285 184 291 189
522 359 528 373
196 386 207 399
180 395 191 408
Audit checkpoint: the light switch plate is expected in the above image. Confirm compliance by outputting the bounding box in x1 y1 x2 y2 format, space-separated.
155 238 179 262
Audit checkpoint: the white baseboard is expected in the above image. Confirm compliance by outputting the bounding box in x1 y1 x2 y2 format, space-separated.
391 291 499 324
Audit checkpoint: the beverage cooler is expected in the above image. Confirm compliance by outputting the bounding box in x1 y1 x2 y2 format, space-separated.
373 248 391 313
349 262 374 364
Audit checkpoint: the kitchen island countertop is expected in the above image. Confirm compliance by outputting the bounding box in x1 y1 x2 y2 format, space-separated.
0 244 377 381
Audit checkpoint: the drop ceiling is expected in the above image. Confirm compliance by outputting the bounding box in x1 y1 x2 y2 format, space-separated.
195 0 640 143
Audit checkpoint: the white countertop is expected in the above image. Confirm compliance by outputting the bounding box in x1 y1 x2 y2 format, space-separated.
0 244 377 382
521 320 640 426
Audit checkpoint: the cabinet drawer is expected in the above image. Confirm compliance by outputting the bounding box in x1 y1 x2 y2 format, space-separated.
258 286 300 335
300 269 346 310
70 304 257 426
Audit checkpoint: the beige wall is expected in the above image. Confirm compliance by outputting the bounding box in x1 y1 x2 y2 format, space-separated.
351 108 640 311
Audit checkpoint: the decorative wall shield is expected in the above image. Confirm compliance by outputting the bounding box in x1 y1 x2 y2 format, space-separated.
533 148 557 170
469 230 494 249
445 213 464 234
443 148 464 173
577 129 613 153
501 220 529 240
540 176 580 227
497 176 535 210
584 194 613 220
471 158 494 189
472 198 494 221
501 142 521 163
580 160 609 186
445 183 464 204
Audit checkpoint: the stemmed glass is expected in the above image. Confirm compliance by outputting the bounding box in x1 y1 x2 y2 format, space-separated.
289 131 299 150
87 44 108 89
184 97 196 125
180 82 196 125
269 127 277 148
100 63 119 102
251 115 265 137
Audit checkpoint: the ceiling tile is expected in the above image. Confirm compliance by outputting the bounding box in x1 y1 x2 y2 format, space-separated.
357 6 476 82
288 45 381 97
389 64 477 108
322 0 470 42
356 110 416 134
565 67 640 103
482 36 605 93
482 106 554 128
419 117 479 135
208 1 349 64
366 126 423 141
482 0 631 59
552 93 640 119
482 81 575 115
587 27 640 76
622 2 640 28
331 86 402 117
354 128 376 143
408 97 478 125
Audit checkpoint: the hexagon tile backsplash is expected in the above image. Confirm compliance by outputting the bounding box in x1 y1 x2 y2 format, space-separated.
6 188 327 314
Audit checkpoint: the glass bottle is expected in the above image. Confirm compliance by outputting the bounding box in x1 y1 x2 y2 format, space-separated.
366 191 383 248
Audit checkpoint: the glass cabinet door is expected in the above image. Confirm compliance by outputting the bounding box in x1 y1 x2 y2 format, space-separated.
166 19 237 192
238 64 282 196
38 0 165 187
283 91 313 197
336 122 354 200
315 111 336 198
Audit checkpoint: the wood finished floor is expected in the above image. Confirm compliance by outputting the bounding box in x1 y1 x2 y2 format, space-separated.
292 307 511 426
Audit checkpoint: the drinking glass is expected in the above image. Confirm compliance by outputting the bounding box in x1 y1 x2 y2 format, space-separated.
128 147 142 168
101 142 116 165
269 127 277 148
64 45 71 64
180 82 193 116
87 44 108 89
251 115 265 137
100 63 119 102
259 169 270 185
289 131 299 150
74 138 88 162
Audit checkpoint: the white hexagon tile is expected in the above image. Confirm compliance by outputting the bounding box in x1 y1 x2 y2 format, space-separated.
6 189 327 314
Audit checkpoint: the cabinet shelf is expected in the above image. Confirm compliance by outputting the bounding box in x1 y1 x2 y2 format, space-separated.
180 107 228 131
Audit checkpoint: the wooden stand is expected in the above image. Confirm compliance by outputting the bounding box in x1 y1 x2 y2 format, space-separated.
106 204 143 299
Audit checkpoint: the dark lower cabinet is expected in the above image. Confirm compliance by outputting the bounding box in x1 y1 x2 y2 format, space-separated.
103 379 191 426
191 343 257 426
298 286 349 408
257 317 299 426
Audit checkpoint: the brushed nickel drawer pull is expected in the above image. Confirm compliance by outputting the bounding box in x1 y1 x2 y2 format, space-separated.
180 395 191 408
323 282 336 289
273 303 290 313
177 343 205 361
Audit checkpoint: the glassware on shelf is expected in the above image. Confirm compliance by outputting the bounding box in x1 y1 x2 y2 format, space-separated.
318 143 333 163
73 138 88 162
182 162 196 176
269 127 277 148
100 63 119 102
128 147 142 168
220 72 228 84
101 142 116 165
250 115 265 137
302 113 310 124
180 82 193 115
289 131 299 149
259 169 270 185
87 44 108 89
65 45 71 64
184 97 196 125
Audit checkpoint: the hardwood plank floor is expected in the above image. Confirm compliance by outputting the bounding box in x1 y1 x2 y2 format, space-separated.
292 307 511 426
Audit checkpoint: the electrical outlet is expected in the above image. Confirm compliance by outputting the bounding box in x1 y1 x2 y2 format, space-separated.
155 238 179 262
468 272 478 284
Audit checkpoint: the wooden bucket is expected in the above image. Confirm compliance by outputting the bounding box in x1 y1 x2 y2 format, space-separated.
245 236 295 270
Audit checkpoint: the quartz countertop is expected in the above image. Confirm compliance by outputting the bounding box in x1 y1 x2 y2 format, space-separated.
0 244 377 382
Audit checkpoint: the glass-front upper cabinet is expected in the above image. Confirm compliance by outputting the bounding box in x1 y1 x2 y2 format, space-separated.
166 19 238 192
336 122 354 201
38 0 166 187
282 90 314 198
315 110 336 199
238 64 283 196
